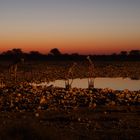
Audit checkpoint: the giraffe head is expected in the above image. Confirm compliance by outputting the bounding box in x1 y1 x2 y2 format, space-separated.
20 58 24 64
87 56 90 60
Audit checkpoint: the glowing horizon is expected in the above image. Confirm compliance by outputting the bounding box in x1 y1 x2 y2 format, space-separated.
0 0 140 54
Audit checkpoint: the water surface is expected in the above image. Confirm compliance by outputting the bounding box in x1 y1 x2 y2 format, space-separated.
32 78 140 91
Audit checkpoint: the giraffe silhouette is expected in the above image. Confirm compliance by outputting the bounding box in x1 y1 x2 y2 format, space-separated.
87 56 95 89
9 58 24 82
65 62 77 90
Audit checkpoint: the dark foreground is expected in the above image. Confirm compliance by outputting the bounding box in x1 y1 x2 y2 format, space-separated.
0 84 140 140
0 107 140 140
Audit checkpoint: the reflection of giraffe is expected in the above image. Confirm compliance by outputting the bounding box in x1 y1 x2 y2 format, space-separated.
87 56 94 89
9 58 24 82
65 62 77 89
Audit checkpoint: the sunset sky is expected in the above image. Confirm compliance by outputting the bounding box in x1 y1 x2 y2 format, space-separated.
0 0 140 54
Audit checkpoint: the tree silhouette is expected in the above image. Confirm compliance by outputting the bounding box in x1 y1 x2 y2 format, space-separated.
1 48 24 60
12 48 23 54
129 50 140 56
120 51 128 56
49 48 61 56
29 51 41 55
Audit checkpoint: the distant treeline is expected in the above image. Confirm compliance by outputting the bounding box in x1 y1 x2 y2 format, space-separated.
0 48 140 61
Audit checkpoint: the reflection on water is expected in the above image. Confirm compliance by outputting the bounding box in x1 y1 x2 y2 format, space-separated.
1 78 139 91
36 78 140 91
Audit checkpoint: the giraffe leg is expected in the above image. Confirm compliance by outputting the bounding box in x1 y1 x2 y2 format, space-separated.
14 65 17 83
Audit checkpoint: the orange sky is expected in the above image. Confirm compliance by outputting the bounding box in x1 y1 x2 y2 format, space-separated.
0 0 140 54
0 31 139 54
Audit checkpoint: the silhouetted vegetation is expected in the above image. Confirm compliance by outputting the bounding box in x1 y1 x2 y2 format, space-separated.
0 48 140 61
49 48 62 56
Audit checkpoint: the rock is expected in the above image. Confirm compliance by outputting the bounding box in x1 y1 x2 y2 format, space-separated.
35 113 39 117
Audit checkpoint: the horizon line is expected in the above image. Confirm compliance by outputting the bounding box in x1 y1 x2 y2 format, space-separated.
0 48 140 55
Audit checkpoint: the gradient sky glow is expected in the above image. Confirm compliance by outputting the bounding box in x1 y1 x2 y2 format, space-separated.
0 0 140 54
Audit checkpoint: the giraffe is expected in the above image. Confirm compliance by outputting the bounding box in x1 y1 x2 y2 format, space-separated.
87 56 95 89
9 58 24 82
65 62 77 90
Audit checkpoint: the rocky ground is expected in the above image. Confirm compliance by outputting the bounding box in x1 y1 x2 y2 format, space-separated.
0 83 139 140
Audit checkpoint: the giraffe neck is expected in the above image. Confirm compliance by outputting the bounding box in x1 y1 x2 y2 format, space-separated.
68 63 76 76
